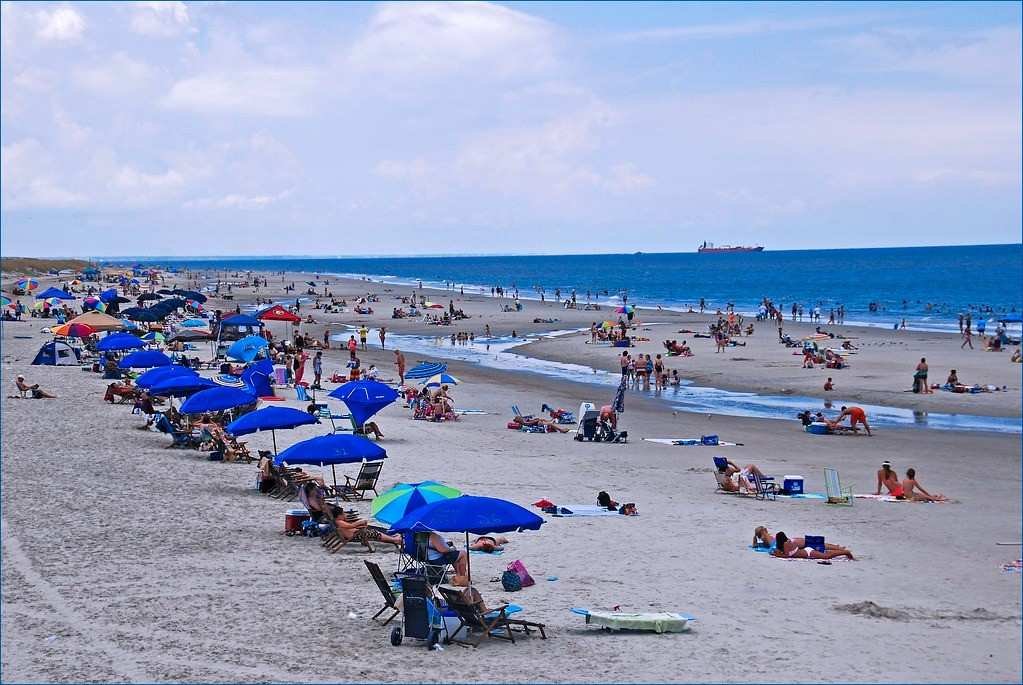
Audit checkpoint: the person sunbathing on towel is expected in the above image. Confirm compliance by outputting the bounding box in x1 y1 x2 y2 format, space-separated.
469 535 510 553
901 468 947 502
512 414 569 433
753 527 850 552
770 531 855 560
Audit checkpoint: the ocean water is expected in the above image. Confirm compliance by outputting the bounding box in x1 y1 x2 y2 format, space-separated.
120 244 1022 332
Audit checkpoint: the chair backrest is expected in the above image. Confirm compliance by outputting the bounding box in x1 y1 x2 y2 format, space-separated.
363 560 397 607
511 405 521 417
437 586 488 627
824 468 841 496
354 461 383 490
714 471 730 490
804 535 826 553
296 386 309 401
713 456 728 472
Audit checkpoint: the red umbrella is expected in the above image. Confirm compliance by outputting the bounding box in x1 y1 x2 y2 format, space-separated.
52 322 96 338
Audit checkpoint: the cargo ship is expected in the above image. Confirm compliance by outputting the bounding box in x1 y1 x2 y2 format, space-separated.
698 241 765 253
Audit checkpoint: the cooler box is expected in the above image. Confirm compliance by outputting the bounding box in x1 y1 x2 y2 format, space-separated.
782 476 804 495
284 508 310 534
806 422 830 435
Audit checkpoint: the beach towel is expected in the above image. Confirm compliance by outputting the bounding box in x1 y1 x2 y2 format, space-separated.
644 438 743 447
548 505 628 517
854 493 950 504
749 544 776 554
456 409 488 415
570 608 694 633
777 492 827 500
470 548 504 556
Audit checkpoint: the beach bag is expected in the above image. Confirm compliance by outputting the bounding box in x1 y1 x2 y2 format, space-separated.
501 570 522 592
701 435 719 446
506 560 535 588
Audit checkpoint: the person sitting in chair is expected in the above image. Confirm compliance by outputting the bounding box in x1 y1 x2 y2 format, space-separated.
14 375 56 399
427 532 469 581
300 482 401 545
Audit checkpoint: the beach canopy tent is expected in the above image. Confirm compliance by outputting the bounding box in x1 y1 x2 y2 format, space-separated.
372 481 462 526
96 333 144 352
404 361 448 380
119 350 172 369
67 311 124 332
241 359 275 397
179 386 257 415
135 365 197 389
35 287 75 300
328 379 399 427
216 314 264 343
148 375 218 398
998 314 1022 324
31 340 80 366
225 406 318 452
228 335 269 362
258 304 301 322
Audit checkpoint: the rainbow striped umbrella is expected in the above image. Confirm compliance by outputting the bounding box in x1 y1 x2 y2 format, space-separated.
15 278 38 291
371 481 462 525
52 322 96 338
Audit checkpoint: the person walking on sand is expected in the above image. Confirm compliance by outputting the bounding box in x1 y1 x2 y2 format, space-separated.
347 335 358 360
961 327 973 349
394 349 406 385
323 328 330 349
378 326 386 349
294 350 307 386
358 325 368 350
312 351 323 389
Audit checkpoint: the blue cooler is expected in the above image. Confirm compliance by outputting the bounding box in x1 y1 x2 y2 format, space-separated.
783 476 804 495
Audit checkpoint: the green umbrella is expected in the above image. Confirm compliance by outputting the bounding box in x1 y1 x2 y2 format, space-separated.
371 481 461 525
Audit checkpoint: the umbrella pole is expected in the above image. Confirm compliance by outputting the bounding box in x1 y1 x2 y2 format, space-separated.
272 429 277 454
331 464 339 501
465 531 472 588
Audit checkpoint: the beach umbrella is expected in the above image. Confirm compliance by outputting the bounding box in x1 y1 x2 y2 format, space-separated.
615 304 635 314
220 313 264 328
137 293 163 302
157 289 175 295
32 301 50 311
225 406 319 453
135 365 197 389
387 495 544 585
67 311 124 332
141 331 165 344
121 318 139 330
168 329 209 342
179 386 257 415
404 361 448 380
148 375 218 398
96 332 144 352
212 374 246 388
0 295 10 306
180 318 209 328
173 289 207 303
371 481 461 526
273 433 385 494
35 286 74 300
16 278 39 291
327 379 399 427
83 296 105 312
227 334 269 362
420 373 460 388
52 322 96 338
99 288 119 303
119 349 172 369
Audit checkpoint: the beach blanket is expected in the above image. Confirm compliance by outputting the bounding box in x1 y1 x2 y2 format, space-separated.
777 492 827 500
470 548 505 556
456 409 488 415
570 608 694 633
854 493 951 504
749 544 776 554
548 505 629 518
644 438 743 447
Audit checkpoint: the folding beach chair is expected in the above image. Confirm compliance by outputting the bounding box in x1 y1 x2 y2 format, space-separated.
364 560 400 625
824 467 853 506
312 403 354 433
328 460 383 501
751 471 778 501
397 532 450 586
295 385 310 402
437 586 546 647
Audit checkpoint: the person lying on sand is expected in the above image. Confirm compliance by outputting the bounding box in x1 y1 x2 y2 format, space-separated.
469 535 510 553
14 375 56 399
901 468 948 502
770 531 855 560
753 526 850 552
511 414 569 433
875 461 906 499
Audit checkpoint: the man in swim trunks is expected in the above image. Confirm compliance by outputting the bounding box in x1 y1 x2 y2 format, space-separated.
834 405 871 436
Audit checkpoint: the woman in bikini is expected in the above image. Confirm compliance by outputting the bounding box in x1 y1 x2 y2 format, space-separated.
875 461 906 499
770 532 855 560
469 535 510 553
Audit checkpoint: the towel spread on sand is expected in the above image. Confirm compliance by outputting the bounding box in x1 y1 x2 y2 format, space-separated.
470 548 505 556
550 505 629 517
456 409 488 415
777 492 827 500
644 438 742 447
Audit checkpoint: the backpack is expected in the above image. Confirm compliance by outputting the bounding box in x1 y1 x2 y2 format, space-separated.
501 570 522 592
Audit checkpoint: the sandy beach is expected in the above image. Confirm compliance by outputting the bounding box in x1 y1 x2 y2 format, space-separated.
2 270 1020 683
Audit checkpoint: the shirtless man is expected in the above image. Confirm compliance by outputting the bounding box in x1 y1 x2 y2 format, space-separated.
394 349 406 385
902 468 947 502
430 384 454 414
833 405 872 436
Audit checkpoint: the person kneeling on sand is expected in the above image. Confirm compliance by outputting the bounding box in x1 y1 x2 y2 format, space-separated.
902 468 947 502
753 526 850 552
770 531 855 560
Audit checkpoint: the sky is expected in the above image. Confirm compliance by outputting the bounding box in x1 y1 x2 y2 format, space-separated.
1 1 1020 257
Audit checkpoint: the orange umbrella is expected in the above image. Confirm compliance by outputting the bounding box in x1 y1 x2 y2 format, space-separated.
52 322 96 338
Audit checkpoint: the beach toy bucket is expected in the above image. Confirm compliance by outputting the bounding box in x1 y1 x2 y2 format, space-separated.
783 476 804 495
285 509 310 534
